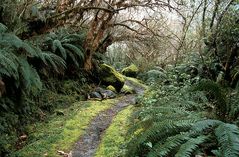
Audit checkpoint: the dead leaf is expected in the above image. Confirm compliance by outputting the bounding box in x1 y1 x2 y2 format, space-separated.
57 150 69 157
19 134 27 141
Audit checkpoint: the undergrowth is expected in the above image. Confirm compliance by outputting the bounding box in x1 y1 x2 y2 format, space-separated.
126 78 239 157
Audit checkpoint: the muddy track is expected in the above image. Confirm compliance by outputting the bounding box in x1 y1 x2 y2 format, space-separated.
70 95 136 157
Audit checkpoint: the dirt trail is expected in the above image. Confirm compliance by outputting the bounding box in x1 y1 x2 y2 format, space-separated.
70 95 136 157
69 79 145 157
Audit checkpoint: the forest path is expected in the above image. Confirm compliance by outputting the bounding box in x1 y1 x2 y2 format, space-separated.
69 79 145 157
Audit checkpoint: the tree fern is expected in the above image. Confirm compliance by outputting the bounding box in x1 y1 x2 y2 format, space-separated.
215 123 239 157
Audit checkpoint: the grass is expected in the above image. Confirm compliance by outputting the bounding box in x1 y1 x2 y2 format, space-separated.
12 99 117 157
95 106 134 157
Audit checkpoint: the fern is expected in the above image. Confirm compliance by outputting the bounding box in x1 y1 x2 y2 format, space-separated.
0 25 43 95
127 119 195 156
61 33 85 44
175 135 208 157
193 80 227 118
38 52 66 73
147 134 191 157
127 80 239 157
63 43 84 60
0 23 7 33
66 51 80 67
0 33 37 57
192 119 223 133
215 123 239 157
52 39 67 59
0 48 19 79
44 30 86 68
18 57 42 94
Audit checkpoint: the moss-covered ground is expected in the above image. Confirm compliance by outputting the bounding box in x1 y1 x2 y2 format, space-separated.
95 106 134 157
12 99 117 157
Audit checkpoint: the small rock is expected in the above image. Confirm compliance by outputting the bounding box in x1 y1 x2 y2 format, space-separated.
88 92 102 100
106 85 117 93
101 90 116 99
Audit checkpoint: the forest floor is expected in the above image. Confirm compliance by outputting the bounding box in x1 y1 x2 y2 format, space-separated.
70 95 136 157
70 79 145 157
13 78 146 157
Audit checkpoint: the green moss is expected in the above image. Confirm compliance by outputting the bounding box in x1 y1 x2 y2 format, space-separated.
122 64 139 77
106 85 117 93
99 64 125 92
95 106 134 157
125 77 148 90
13 99 117 157
121 85 135 94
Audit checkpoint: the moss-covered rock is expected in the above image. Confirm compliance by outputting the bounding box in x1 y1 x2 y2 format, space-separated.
99 64 125 92
125 77 148 90
106 85 117 93
121 85 135 94
122 64 139 78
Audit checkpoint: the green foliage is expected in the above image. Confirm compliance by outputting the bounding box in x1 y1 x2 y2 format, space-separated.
214 123 239 157
0 23 42 93
127 74 239 157
0 24 88 155
44 30 85 68
193 80 227 118
38 51 66 73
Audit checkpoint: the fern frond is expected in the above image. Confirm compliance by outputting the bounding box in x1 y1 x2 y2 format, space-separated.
147 134 191 157
39 52 66 73
175 135 208 157
48 32 58 39
66 50 79 67
0 33 37 57
215 123 239 157
63 43 85 60
61 33 85 44
0 49 19 79
52 39 67 59
193 80 227 117
192 119 223 133
18 57 42 93
0 23 7 33
127 120 195 156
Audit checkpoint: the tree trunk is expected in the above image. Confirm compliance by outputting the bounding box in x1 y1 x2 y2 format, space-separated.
84 51 93 71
